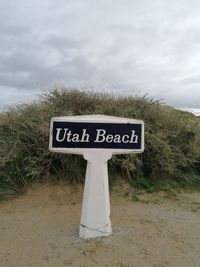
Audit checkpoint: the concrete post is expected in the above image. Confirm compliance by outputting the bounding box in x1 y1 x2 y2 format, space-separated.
79 151 112 238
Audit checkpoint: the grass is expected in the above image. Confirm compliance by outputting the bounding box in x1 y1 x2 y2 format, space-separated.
0 88 200 200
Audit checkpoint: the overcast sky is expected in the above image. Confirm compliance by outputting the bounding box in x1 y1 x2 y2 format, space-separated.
1 0 200 110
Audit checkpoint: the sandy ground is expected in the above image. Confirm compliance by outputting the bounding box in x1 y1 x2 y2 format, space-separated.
0 183 200 267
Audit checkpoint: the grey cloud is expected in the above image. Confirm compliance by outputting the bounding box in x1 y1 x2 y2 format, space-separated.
1 0 200 109
45 35 87 50
179 75 200 85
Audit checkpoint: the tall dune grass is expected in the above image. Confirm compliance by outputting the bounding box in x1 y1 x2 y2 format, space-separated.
1 88 200 199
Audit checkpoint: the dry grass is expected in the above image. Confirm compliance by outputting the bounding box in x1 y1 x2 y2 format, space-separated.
0 88 200 199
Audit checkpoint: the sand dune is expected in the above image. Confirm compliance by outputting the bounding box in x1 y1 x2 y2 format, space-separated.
0 183 200 267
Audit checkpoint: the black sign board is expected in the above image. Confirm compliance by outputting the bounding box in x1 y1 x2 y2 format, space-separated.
51 121 143 150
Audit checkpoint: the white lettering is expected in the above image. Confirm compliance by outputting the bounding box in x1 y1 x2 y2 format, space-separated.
80 129 89 142
66 130 72 142
113 134 121 143
130 130 138 143
94 129 106 142
56 128 68 142
121 135 129 143
72 133 80 142
106 134 113 143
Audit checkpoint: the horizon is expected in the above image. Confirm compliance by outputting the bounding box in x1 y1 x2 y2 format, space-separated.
1 87 200 117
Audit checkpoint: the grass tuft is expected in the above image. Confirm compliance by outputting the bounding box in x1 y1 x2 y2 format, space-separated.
1 88 200 199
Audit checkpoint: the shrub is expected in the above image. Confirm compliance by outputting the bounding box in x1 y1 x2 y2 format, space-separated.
0 88 200 199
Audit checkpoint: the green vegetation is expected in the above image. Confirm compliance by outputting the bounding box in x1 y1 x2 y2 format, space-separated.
1 88 200 200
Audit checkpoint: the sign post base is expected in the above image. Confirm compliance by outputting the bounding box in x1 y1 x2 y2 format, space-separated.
79 151 112 239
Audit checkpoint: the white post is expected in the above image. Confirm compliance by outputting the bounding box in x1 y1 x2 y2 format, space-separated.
49 115 144 239
79 151 112 238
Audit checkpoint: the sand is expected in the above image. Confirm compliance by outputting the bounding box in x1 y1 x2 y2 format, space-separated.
0 183 200 267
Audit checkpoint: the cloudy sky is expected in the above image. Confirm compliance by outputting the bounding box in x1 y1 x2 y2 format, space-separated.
1 0 200 110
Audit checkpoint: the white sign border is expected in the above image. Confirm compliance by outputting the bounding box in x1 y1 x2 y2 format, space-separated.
49 114 144 155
